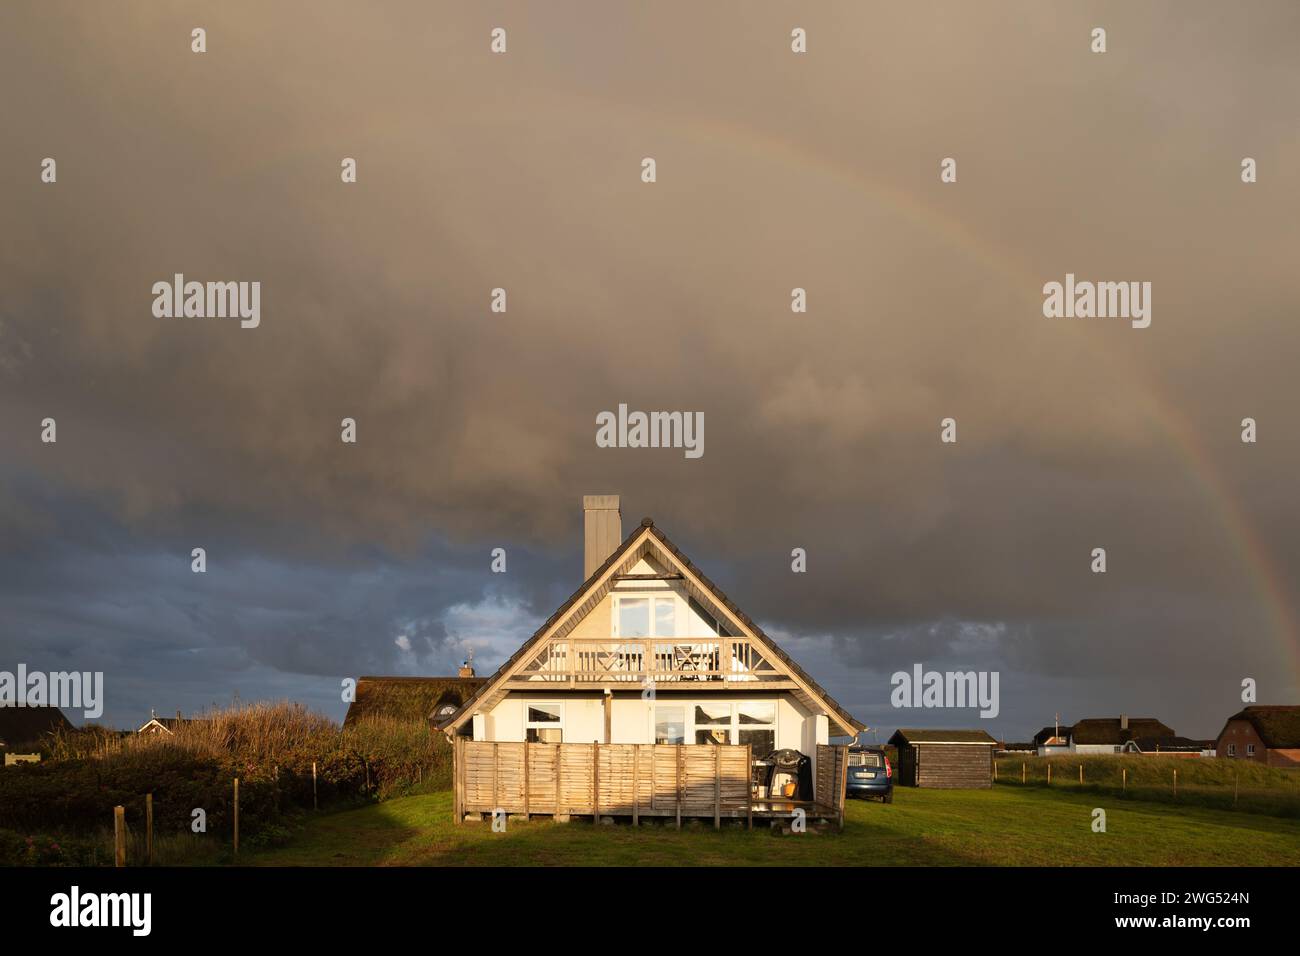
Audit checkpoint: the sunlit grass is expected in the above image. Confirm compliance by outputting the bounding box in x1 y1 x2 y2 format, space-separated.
248 785 1300 867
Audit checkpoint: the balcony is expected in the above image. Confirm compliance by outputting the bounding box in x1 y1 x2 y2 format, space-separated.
507 638 789 687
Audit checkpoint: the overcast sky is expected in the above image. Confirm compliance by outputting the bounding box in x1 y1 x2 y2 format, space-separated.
1 2 1297 740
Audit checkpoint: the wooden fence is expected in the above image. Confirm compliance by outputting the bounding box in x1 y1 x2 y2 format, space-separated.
454 740 848 828
815 743 849 825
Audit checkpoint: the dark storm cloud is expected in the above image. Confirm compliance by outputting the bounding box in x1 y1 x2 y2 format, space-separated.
0 1 1297 735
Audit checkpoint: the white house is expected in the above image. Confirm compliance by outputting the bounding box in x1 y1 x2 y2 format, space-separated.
438 496 863 770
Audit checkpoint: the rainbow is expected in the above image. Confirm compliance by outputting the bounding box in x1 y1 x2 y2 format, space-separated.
608 101 1299 679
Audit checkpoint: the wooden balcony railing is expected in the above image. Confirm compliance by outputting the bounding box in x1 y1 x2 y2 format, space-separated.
514 638 782 684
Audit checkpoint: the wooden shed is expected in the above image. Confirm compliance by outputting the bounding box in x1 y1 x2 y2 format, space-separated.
887 728 997 789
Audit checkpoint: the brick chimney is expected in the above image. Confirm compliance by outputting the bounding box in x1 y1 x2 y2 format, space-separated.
583 495 622 579
458 661 475 679
1120 714 1129 731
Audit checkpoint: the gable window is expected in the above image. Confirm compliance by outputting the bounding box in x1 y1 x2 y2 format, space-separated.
1246 744 1256 756
655 599 676 637
618 598 650 637
615 595 677 638
655 704 685 744
1227 743 1236 756
525 702 563 743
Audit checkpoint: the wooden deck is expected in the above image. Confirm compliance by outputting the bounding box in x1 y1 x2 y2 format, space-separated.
453 740 848 829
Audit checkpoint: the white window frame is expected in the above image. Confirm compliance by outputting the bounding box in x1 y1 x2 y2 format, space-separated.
524 701 565 743
652 702 687 745
613 593 678 639
1246 743 1255 756
656 700 778 746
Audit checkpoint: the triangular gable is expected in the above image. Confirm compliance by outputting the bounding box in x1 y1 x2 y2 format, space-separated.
438 518 864 736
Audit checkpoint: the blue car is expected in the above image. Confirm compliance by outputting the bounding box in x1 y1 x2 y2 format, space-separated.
846 746 893 803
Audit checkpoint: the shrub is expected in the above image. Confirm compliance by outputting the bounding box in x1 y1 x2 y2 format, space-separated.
0 702 452 854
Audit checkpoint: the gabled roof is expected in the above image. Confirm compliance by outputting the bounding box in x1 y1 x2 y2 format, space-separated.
137 715 208 734
343 676 487 727
437 519 865 736
0 706 72 748
1033 725 1071 747
889 728 997 746
1071 718 1173 745
1221 705 1300 749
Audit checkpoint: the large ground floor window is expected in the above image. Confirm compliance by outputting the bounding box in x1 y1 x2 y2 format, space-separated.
652 700 777 754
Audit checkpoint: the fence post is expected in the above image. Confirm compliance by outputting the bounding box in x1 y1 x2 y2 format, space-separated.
593 742 600 822
452 738 462 823
746 744 753 831
312 761 318 811
114 806 126 868
1173 768 1177 797
146 793 153 866
233 777 239 856
1079 764 1083 785
1233 770 1238 806
838 746 848 831
1021 762 1025 784
1047 763 1051 785
1122 767 1127 792
714 745 722 830
675 744 683 830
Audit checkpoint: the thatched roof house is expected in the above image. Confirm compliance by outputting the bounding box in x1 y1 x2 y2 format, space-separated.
343 676 487 728
0 705 72 749
1216 705 1300 766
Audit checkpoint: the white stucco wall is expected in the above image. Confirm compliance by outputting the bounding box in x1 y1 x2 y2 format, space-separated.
475 690 820 753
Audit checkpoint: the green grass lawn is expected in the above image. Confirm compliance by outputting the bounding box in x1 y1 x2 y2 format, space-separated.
248 785 1300 867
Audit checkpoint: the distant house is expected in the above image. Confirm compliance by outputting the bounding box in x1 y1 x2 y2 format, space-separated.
1033 724 1072 756
1215 705 1300 767
996 741 1036 757
888 729 998 789
1063 715 1175 754
137 710 205 736
1121 736 1214 758
343 672 487 728
0 705 72 751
